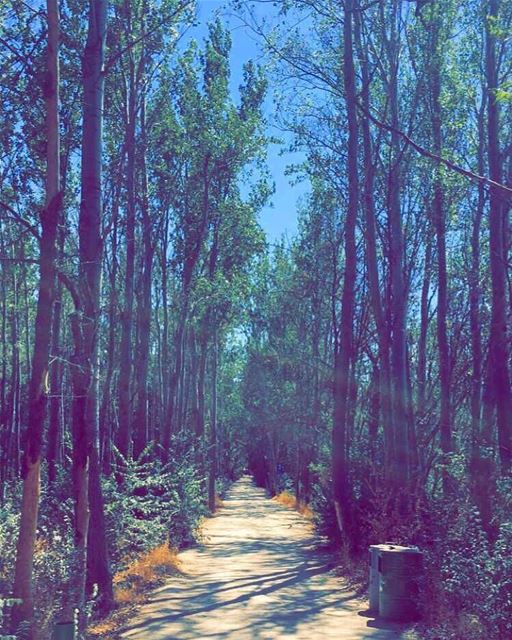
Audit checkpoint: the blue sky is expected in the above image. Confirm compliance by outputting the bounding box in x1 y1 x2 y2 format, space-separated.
190 0 310 243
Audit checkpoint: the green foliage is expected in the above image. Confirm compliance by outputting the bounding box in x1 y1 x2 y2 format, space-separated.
0 500 19 594
492 522 512 636
0 597 21 640
104 447 206 571
0 472 77 637
441 506 493 613
403 500 512 640
309 462 340 544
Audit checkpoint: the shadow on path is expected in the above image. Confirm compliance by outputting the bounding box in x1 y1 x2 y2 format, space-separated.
121 477 405 640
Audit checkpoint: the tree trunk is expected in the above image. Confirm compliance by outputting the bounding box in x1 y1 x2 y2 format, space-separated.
385 0 409 490
164 160 210 456
417 235 432 423
469 101 493 531
133 97 153 459
208 329 218 512
355 7 394 471
430 10 452 494
12 0 61 631
77 0 113 619
99 182 121 475
485 0 512 474
117 62 137 460
332 0 359 549
47 234 64 485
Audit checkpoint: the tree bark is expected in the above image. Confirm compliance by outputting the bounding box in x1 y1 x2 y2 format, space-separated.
134 96 154 459
77 0 113 618
117 34 137 460
385 0 409 490
12 0 61 631
99 180 121 475
417 234 432 424
47 232 64 485
332 0 359 548
355 6 394 471
208 330 218 511
485 0 512 474
429 8 453 494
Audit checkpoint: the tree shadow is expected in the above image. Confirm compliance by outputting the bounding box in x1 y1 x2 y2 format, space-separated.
121 477 403 639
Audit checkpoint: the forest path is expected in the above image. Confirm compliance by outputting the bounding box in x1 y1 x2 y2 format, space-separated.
120 476 404 639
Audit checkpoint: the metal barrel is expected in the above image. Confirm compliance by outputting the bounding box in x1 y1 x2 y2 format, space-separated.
53 621 76 640
369 544 397 612
378 546 423 622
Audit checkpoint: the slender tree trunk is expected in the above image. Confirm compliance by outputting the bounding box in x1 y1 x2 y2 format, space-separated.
68 313 91 624
86 445 114 612
405 342 419 478
189 329 200 449
469 101 494 530
9 261 21 480
12 1 61 632
0 230 7 498
160 221 170 447
164 161 210 455
386 0 409 490
118 16 137 460
99 184 120 475
196 324 208 483
470 108 484 449
485 0 512 474
164 306 187 452
208 329 218 511
76 0 113 620
430 11 452 494
332 0 359 548
355 7 394 471
47 230 64 485
21 246 32 382
417 234 432 422
134 97 153 459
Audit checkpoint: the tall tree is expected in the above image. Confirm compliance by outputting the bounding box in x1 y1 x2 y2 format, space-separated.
332 0 359 547
75 0 113 617
485 0 512 474
12 0 61 632
428 1 453 494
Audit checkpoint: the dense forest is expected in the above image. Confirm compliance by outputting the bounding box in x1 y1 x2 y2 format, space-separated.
0 0 511 638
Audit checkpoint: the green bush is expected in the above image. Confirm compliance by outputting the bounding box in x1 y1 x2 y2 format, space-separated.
104 446 206 572
441 506 494 615
492 522 512 637
0 504 19 594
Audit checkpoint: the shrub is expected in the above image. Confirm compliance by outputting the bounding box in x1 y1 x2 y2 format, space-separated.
492 521 512 637
441 506 494 616
0 502 19 594
104 448 206 572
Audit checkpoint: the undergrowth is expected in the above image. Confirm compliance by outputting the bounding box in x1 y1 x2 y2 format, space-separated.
310 456 512 640
273 490 314 519
87 543 181 640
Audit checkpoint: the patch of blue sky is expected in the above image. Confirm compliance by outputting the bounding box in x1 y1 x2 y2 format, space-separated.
187 0 310 243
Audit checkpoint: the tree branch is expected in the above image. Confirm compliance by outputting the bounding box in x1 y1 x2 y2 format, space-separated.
57 271 82 311
359 104 512 196
103 0 194 76
0 201 41 239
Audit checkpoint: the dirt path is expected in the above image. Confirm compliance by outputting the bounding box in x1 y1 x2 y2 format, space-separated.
120 476 405 639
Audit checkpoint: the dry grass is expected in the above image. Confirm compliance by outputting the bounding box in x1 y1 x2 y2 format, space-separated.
273 491 314 520
87 544 181 639
112 544 181 603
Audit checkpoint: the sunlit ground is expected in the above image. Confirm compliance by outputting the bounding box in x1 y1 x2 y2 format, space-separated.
119 477 404 640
